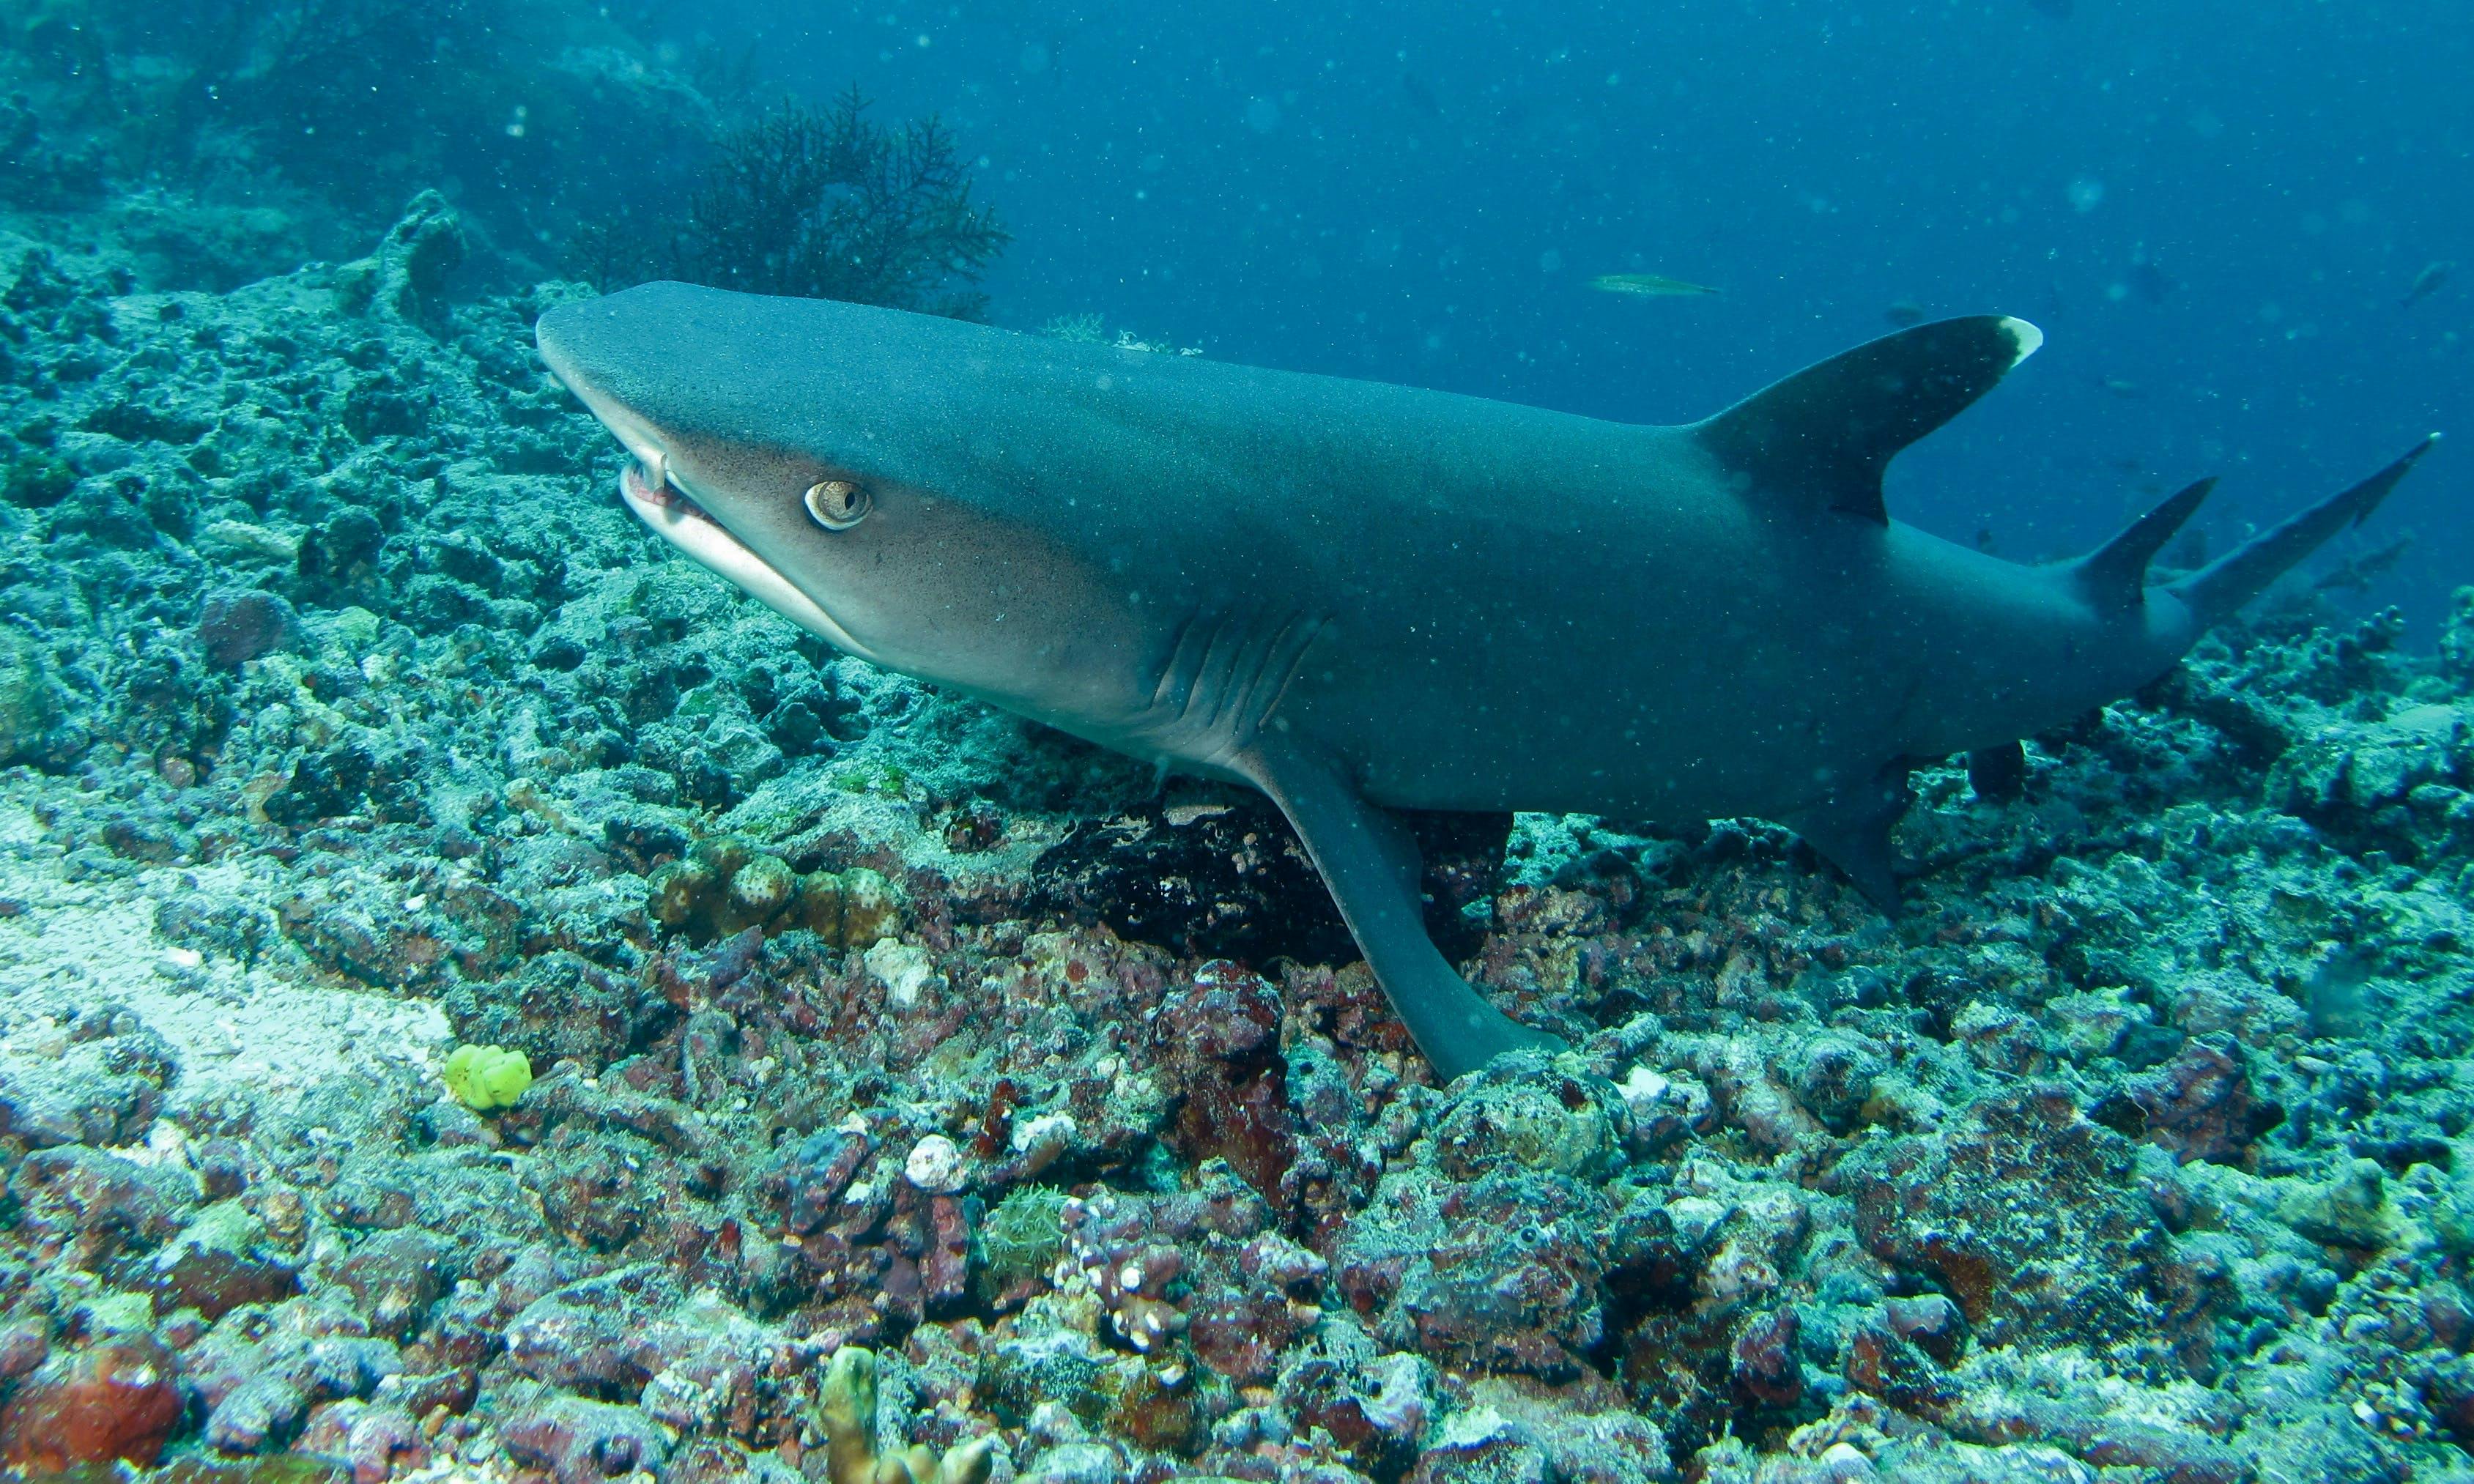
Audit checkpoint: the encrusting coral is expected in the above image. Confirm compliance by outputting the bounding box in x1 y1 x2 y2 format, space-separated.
647 834 903 945
817 1346 993 1484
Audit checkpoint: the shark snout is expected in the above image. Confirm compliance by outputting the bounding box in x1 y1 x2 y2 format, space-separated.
536 318 675 491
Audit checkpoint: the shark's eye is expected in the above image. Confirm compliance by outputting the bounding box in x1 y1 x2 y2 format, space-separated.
804 479 871 530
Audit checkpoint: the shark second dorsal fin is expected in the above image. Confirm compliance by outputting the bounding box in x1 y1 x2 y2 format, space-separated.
2067 477 2215 612
1692 316 2043 525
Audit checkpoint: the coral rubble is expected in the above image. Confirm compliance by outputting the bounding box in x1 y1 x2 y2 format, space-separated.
0 199 2469 1484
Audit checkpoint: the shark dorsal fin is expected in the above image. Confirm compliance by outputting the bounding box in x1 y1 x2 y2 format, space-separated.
2068 478 2215 611
1692 315 2042 525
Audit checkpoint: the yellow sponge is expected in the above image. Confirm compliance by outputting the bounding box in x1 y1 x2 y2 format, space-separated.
442 1044 533 1110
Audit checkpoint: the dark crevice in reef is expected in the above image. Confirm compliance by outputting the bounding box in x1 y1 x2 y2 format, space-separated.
1024 785 1511 973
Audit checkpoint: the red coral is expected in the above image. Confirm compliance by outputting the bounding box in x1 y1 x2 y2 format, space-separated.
0 1332 185 1469
1730 1307 1802 1408
2114 1033 2276 1166
1840 1316 1958 1415
1155 960 1300 1203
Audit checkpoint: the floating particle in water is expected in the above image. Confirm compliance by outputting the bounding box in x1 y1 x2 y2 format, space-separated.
2067 177 2106 212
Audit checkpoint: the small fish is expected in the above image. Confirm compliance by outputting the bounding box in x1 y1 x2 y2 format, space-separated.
2402 260 2453 308
1884 299 1927 327
2099 378 2146 400
1590 273 1721 298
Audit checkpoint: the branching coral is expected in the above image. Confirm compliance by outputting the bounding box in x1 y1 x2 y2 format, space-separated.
574 87 1007 318
816 1346 993 1484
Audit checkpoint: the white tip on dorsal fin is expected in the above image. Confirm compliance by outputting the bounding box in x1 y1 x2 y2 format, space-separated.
1999 316 2045 366
1691 315 2043 527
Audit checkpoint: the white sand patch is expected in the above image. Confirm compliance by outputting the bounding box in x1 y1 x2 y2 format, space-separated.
0 792 448 1113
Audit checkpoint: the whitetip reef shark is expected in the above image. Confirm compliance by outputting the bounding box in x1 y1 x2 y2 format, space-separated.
538 283 2435 1082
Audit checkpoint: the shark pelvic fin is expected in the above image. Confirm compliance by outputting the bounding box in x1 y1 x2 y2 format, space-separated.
1785 760 1916 910
1966 741 2029 803
1692 316 2042 525
2167 435 2439 625
2069 477 2215 611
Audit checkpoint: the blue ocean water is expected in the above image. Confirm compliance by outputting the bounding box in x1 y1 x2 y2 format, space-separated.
677 0 2466 628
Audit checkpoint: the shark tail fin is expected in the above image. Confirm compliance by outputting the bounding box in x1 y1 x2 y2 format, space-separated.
2067 477 2215 612
2166 435 2440 625
1692 316 2042 526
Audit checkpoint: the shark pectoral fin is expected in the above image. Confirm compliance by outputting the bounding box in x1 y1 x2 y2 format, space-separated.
1245 748 1564 1083
1785 760 1917 911
1691 315 2042 525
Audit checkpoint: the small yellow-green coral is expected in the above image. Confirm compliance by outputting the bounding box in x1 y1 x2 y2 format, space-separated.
818 1346 992 1484
442 1044 533 1110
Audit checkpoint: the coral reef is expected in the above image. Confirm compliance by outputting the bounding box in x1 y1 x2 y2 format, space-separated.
0 199 2470 1484
0 0 716 284
646 835 903 946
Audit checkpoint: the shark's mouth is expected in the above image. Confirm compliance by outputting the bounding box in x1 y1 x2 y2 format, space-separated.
620 455 724 532
615 457 871 659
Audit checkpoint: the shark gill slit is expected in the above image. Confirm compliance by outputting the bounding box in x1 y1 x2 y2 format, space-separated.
1147 611 1201 713
1191 614 1245 728
1144 607 1328 759
1253 614 1330 737
1229 615 1303 731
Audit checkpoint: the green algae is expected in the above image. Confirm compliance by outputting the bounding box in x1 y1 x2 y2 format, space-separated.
976 1186 1069 1309
442 1043 533 1110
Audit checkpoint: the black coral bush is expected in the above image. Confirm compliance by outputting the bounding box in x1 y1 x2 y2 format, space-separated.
575 86 1007 319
